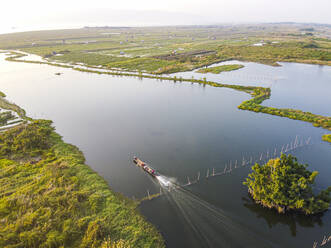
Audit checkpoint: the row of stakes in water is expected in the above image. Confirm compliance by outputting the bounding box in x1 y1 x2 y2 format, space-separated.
182 135 312 187
142 136 312 200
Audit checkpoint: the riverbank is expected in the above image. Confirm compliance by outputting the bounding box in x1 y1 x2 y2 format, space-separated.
0 93 165 248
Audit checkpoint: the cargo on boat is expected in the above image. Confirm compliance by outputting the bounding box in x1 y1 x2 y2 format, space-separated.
133 156 159 177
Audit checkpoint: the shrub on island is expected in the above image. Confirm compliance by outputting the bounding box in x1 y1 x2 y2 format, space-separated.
243 154 331 215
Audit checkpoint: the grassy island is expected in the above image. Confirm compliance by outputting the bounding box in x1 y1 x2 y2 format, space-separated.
237 87 331 143
197 64 244 74
0 94 164 248
322 134 331 143
244 154 331 215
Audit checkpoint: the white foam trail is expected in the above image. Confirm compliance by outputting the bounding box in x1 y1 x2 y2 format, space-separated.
156 175 172 187
164 185 279 248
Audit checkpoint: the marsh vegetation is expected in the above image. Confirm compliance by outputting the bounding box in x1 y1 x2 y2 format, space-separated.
0 96 165 248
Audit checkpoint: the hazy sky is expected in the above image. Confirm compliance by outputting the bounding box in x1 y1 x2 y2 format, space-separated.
1 0 330 33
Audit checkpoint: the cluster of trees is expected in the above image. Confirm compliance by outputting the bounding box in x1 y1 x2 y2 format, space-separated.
244 154 331 215
0 120 164 248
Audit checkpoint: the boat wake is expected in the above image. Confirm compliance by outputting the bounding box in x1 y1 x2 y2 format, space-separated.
153 174 279 248
155 175 172 187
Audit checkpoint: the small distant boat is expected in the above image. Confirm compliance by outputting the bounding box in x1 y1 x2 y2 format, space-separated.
133 157 159 177
55 72 62 76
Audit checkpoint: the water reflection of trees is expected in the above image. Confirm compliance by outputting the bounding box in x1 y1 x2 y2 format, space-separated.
242 196 324 236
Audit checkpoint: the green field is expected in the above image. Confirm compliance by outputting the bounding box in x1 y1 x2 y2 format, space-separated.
0 24 330 74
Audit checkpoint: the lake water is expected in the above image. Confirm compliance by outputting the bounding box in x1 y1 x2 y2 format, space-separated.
1 54 331 248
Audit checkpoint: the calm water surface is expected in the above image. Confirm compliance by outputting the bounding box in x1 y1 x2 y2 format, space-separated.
1 54 330 247
173 60 331 116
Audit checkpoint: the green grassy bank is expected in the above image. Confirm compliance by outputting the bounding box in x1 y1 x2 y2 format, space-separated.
238 87 331 143
0 93 164 248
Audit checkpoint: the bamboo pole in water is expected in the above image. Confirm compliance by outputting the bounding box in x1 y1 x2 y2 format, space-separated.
306 136 311 145
177 136 313 188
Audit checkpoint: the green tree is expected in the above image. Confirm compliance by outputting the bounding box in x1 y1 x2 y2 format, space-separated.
243 154 331 214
